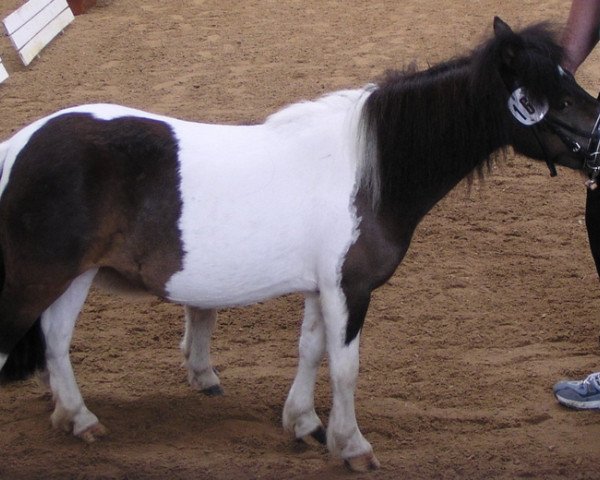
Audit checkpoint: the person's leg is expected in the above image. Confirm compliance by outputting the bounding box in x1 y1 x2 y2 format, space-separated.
552 188 600 409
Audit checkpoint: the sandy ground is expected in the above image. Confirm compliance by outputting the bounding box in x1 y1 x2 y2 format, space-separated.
1 1 600 479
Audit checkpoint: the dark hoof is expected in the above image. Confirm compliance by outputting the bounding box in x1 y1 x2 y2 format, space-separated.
201 384 224 397
310 426 327 445
297 426 327 447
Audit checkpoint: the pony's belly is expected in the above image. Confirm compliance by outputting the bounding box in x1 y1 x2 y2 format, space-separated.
164 265 317 308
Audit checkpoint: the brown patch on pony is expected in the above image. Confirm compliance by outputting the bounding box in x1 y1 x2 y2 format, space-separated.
3 112 185 295
0 112 184 375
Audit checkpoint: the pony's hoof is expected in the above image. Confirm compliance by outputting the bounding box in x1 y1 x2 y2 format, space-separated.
201 384 224 397
344 452 381 472
77 423 108 443
300 426 326 446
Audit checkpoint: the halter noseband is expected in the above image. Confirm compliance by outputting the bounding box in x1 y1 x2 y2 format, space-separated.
531 112 583 178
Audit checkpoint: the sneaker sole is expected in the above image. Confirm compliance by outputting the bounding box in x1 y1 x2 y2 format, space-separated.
555 396 600 410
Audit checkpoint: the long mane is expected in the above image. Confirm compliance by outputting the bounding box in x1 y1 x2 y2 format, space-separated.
358 22 563 211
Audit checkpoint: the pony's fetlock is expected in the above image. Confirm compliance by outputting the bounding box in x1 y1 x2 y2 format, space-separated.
187 366 222 395
51 402 103 441
283 407 324 443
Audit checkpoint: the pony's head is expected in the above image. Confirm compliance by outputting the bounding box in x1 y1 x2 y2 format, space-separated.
480 17 600 176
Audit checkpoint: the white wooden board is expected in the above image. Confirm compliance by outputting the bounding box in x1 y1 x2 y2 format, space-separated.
0 58 8 84
3 0 74 66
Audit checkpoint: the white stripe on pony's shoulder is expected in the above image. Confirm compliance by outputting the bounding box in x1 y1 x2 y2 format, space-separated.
264 87 375 197
0 140 8 177
0 352 7 370
0 140 8 165
0 140 8 202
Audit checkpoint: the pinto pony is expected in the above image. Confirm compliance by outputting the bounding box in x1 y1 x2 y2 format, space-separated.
0 18 598 471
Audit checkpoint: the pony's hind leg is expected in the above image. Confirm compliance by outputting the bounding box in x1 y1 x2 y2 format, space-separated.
41 269 106 442
283 292 326 444
181 306 222 396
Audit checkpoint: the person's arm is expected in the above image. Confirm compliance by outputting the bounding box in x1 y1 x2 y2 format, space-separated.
562 0 600 73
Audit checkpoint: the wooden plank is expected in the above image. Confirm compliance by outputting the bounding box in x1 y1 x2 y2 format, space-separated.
8 0 70 50
0 59 8 84
3 0 55 35
3 0 74 67
16 8 74 66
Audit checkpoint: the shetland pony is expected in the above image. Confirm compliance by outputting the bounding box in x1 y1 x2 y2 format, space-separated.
0 18 598 471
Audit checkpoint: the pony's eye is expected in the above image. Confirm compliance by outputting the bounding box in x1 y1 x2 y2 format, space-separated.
558 99 572 110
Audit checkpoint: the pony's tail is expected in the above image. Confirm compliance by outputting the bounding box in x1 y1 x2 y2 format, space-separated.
0 321 46 383
0 140 47 384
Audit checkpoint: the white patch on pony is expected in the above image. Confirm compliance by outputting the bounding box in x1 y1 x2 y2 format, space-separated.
165 89 369 308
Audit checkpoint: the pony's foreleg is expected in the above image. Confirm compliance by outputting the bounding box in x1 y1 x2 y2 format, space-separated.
320 287 379 472
181 306 222 396
283 292 326 444
41 269 106 442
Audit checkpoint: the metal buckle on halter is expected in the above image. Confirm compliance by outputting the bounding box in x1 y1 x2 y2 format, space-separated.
585 112 600 191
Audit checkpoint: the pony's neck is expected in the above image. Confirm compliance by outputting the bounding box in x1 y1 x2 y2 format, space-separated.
361 58 510 223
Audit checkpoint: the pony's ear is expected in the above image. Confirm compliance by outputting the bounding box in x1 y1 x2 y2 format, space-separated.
493 17 517 69
493 16 513 37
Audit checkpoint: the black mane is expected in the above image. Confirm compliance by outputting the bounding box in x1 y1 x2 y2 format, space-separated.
361 22 564 214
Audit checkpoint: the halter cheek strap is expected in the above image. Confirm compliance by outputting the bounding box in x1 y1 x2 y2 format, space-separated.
531 126 558 177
